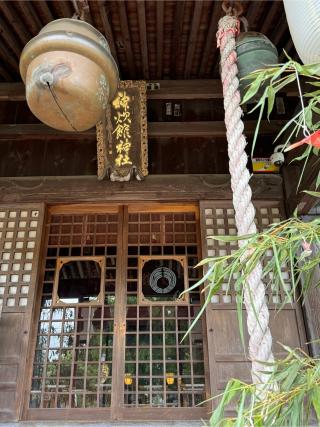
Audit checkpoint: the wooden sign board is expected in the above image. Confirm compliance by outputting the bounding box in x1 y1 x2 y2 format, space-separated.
96 80 148 181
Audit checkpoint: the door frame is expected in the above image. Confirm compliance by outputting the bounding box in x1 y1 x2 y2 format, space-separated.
23 202 211 421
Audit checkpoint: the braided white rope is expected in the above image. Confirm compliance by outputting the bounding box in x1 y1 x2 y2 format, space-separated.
217 15 274 388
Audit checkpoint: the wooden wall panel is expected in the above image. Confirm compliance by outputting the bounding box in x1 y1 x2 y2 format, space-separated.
0 203 45 421
199 200 307 403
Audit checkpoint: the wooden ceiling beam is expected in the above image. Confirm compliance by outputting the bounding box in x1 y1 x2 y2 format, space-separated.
0 2 31 45
118 1 136 78
148 120 286 138
0 80 307 101
147 79 223 99
184 1 203 78
170 1 185 78
0 120 287 140
199 2 220 78
156 1 164 79
97 1 119 65
0 175 283 204
0 83 25 100
137 0 149 79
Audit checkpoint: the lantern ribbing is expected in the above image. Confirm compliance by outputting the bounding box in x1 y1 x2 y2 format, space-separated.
217 14 274 387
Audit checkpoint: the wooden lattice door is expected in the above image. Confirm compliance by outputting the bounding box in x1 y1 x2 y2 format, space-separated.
26 204 210 421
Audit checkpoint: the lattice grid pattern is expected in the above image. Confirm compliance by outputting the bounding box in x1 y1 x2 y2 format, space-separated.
29 213 118 409
124 211 206 408
201 203 292 306
0 207 41 310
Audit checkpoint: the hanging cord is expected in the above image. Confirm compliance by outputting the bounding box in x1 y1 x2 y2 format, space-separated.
46 81 78 132
217 11 274 393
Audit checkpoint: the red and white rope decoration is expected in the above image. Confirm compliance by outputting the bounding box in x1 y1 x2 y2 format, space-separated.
217 14 274 389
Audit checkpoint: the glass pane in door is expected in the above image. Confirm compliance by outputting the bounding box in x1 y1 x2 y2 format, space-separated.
124 211 206 407
29 213 118 409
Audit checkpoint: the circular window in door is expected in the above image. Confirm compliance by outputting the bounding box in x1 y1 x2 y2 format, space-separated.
139 256 188 304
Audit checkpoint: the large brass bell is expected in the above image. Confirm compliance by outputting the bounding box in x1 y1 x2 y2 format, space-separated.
19 18 119 132
236 32 278 101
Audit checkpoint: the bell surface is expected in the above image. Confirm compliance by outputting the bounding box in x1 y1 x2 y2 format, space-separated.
19 18 119 132
236 31 278 101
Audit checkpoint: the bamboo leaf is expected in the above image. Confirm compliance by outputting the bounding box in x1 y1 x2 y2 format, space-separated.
207 234 254 242
317 172 320 189
303 190 320 197
267 86 275 120
241 73 264 104
210 379 244 426
297 145 313 189
235 390 246 427
180 264 214 296
251 99 265 156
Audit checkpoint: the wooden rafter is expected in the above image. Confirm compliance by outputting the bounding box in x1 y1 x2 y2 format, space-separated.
199 2 220 78
184 1 203 78
137 0 149 79
0 16 22 59
0 39 19 75
156 1 164 79
244 1 264 31
0 65 12 82
170 1 185 78
118 0 136 77
261 1 282 35
270 13 288 47
32 1 54 24
279 38 294 62
56 0 73 18
97 1 119 65
0 2 31 45
15 1 42 36
0 1 296 82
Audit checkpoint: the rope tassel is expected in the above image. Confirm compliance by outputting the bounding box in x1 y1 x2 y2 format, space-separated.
217 14 274 391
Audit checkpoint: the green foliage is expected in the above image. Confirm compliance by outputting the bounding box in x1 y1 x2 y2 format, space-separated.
181 217 320 344
182 58 320 427
207 348 320 426
242 58 320 187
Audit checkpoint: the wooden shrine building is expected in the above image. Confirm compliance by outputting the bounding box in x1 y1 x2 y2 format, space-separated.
0 1 318 424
